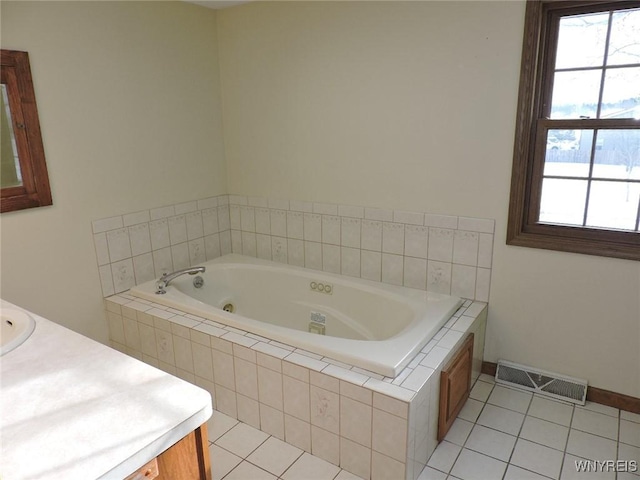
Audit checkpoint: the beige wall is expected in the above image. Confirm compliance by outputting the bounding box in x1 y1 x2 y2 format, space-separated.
0 1 227 341
1 0 638 398
217 2 640 397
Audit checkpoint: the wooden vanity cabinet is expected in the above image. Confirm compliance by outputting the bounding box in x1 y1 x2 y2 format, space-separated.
126 424 211 480
125 459 158 480
438 333 474 442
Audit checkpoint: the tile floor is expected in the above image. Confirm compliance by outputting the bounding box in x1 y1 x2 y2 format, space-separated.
424 374 640 480
207 409 364 480
207 373 640 480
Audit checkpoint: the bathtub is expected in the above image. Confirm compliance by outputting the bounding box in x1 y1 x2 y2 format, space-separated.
129 254 461 377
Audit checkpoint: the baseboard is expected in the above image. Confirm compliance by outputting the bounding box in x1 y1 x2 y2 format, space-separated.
481 361 640 414
481 361 497 377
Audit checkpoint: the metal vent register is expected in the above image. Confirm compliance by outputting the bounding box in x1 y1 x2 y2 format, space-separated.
495 360 587 405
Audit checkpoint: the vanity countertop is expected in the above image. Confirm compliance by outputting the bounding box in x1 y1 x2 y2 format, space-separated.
0 299 212 480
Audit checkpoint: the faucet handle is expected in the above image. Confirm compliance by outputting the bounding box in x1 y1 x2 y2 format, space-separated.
156 279 167 295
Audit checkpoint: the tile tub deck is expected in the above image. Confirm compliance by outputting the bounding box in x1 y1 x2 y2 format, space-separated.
106 294 487 480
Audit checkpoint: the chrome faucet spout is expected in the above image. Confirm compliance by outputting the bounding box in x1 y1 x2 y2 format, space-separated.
155 266 206 294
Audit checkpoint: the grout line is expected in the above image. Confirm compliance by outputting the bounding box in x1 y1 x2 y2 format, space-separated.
569 425 621 443
458 382 515 480
559 405 577 478
223 460 276 480
211 440 244 460
615 414 621 479
501 390 531 480
243 447 304 479
276 454 299 480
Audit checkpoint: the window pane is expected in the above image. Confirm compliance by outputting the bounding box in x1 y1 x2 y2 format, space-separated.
544 129 593 177
592 129 640 180
539 178 588 226
550 70 601 119
586 181 640 230
601 67 640 119
607 8 640 66
555 12 609 69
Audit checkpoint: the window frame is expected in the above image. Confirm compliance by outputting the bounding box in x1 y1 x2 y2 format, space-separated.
507 0 640 261
1 49 52 213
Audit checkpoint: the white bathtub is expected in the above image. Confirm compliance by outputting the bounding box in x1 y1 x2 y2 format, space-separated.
129 254 461 377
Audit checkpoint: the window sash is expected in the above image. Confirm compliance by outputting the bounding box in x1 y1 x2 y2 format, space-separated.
530 118 640 230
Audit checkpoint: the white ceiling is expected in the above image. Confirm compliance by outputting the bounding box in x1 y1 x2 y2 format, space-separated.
184 1 250 9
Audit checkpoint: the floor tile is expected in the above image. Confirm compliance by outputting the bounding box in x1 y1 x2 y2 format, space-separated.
246 436 303 476
335 469 366 480
478 373 496 384
450 448 507 480
619 473 640 480
215 422 270 458
571 408 618 440
209 444 242 480
620 419 640 447
511 438 564 479
427 441 461 474
618 443 640 470
208 410 239 442
566 429 617 461
282 452 341 480
417 466 448 480
469 380 494 402
487 385 532 414
477 404 525 436
528 396 574 427
425 382 636 480
560 454 615 480
504 464 552 480
443 418 474 446
464 424 516 462
520 415 570 451
224 460 277 480
621 410 640 424
457 398 484 423
576 402 619 419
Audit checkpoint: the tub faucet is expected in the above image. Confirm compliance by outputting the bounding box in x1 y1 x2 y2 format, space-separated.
156 266 206 294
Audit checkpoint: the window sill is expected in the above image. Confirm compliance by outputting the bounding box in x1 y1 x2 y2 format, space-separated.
507 223 640 261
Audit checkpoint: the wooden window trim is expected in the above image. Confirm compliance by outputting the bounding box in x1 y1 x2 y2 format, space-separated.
507 0 640 261
1 50 52 213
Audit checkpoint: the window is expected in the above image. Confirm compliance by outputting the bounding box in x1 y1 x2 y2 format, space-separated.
507 1 640 261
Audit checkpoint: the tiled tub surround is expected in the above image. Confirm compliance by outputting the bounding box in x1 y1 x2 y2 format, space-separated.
92 196 232 297
226 195 494 302
92 195 494 302
106 293 487 480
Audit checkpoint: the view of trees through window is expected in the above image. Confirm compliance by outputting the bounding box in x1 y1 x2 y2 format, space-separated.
538 6 640 232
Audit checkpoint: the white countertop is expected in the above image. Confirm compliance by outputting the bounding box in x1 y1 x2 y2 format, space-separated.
0 300 213 480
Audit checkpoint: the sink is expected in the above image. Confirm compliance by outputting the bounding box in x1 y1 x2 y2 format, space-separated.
1 308 36 355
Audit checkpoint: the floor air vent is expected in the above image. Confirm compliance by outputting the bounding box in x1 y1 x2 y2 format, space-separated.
495 360 587 405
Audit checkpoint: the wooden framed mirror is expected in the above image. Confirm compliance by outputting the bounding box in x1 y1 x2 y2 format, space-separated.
1 49 52 213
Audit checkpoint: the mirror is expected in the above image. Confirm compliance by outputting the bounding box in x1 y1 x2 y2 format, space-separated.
1 84 23 188
1 49 52 213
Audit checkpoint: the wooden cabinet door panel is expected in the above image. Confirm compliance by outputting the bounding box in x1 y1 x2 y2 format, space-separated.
438 333 474 442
